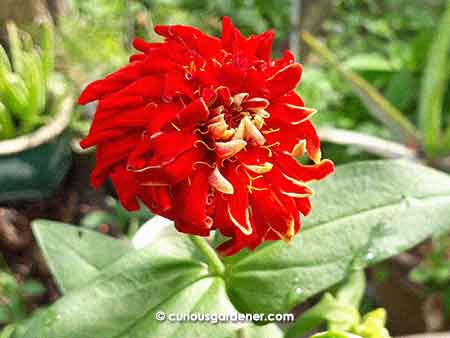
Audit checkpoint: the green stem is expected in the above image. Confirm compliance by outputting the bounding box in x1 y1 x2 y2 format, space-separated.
285 294 336 338
189 235 225 276
127 217 140 239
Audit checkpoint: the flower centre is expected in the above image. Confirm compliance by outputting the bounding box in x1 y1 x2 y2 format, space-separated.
203 91 270 159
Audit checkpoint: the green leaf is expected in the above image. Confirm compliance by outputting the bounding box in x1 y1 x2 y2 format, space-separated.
41 23 55 85
343 54 396 73
19 223 241 338
32 220 131 294
19 280 46 297
80 210 115 229
419 2 450 156
0 70 29 119
19 51 46 132
0 325 15 338
0 45 12 72
0 101 15 139
22 221 282 338
302 32 418 146
6 22 24 75
16 235 243 338
225 160 450 315
385 70 417 111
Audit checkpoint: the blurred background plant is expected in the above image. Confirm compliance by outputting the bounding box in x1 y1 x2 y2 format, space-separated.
80 196 153 238
0 255 45 328
0 22 60 139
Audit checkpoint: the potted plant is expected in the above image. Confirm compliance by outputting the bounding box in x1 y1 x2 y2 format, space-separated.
0 22 72 202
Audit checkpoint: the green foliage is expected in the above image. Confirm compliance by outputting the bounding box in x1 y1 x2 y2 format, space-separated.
409 234 450 289
60 0 144 84
142 0 290 40
304 1 450 162
0 265 45 327
224 160 450 315
11 160 450 338
305 0 450 164
286 271 391 338
303 32 418 146
419 1 450 155
80 196 153 237
0 22 57 139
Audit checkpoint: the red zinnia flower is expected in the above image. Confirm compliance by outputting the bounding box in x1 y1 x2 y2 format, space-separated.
78 17 334 255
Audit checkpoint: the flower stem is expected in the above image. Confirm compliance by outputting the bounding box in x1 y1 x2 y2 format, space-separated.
189 235 225 276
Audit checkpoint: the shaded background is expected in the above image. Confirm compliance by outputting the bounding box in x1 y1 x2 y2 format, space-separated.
0 0 449 336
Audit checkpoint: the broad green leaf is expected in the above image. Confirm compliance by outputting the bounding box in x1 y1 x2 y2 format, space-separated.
32 220 131 294
302 32 417 146
225 160 450 315
19 224 242 338
419 2 450 156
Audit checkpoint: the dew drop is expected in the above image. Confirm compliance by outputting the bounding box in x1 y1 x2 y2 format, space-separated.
295 287 303 294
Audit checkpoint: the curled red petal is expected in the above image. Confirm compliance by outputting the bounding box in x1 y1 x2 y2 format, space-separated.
266 63 303 99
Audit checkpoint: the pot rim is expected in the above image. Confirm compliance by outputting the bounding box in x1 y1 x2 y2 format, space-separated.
0 96 73 156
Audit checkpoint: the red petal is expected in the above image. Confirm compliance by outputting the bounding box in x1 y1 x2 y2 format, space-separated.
90 132 140 187
176 97 209 127
275 152 335 182
255 30 274 60
266 63 303 98
146 102 182 134
110 166 140 211
221 16 245 50
173 166 212 228
162 147 207 184
151 129 198 163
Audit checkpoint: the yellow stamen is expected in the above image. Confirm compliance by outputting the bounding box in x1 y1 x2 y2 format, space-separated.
193 161 216 169
263 128 280 135
171 122 181 131
260 142 280 157
194 140 216 151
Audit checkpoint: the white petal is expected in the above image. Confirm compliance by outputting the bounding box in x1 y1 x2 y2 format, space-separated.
132 215 176 249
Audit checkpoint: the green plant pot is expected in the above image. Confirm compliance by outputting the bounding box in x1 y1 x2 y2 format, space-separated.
0 97 73 202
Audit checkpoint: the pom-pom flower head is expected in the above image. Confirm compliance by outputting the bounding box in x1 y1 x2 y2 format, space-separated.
78 17 334 255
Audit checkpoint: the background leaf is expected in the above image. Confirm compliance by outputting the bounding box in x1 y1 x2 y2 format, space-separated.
418 1 450 155
302 32 418 146
32 220 131 293
224 160 450 315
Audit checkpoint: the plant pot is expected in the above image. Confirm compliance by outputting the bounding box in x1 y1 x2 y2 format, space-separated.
0 97 73 202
